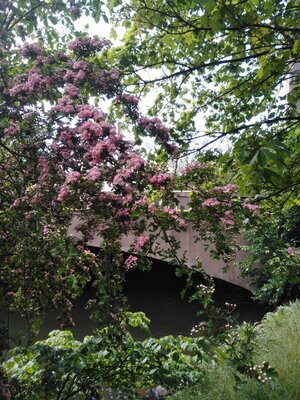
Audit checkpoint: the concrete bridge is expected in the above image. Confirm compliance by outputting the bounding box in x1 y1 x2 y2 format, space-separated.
68 191 252 291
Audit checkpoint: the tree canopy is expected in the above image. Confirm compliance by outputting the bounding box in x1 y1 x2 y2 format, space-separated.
110 0 300 200
0 0 262 347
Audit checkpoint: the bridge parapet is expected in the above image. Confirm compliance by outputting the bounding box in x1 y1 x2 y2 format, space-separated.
68 191 253 291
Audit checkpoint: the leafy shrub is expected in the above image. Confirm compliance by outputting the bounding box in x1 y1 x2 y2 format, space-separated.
3 312 209 399
169 301 300 400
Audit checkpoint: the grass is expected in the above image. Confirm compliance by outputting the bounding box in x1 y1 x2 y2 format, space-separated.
168 300 300 400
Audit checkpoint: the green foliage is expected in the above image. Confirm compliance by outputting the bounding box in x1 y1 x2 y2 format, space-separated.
0 0 105 47
255 300 300 398
3 314 209 399
5 302 300 400
168 368 287 400
109 0 300 199
169 301 300 400
239 205 300 304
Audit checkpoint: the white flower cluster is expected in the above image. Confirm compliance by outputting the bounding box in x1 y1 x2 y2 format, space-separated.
196 284 215 295
249 363 273 384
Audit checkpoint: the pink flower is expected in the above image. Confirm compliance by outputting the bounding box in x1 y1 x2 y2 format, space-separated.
75 70 85 81
22 111 35 119
287 247 297 256
19 42 43 58
182 161 208 174
68 36 111 54
52 143 60 152
73 61 88 70
4 121 20 136
59 129 74 146
27 72 43 92
126 153 145 170
64 84 79 97
176 217 187 229
91 143 106 163
57 186 70 201
213 184 240 193
243 202 259 212
134 235 149 251
163 206 177 215
10 83 25 97
124 255 138 271
202 198 220 207
133 197 148 208
12 196 29 207
60 149 71 159
148 204 157 214
43 225 51 235
65 171 81 184
87 166 101 181
63 69 75 81
110 69 119 80
149 173 172 185
115 94 139 105
38 156 49 182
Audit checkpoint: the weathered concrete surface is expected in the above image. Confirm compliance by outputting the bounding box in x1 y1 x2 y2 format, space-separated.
68 192 252 291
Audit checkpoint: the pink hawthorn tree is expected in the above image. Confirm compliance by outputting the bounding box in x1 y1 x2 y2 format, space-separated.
0 34 259 343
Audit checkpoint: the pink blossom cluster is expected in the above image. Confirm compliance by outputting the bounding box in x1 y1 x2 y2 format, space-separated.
137 116 170 141
65 171 81 185
243 201 259 212
78 122 96 142
202 198 221 207
59 129 76 147
10 47 120 104
121 194 133 205
182 161 209 174
124 255 138 271
91 139 117 163
91 68 120 95
22 111 35 120
76 104 106 121
137 116 177 155
149 172 172 186
115 208 130 218
287 247 298 256
4 121 20 136
126 153 145 170
221 211 235 226
148 203 157 214
213 184 240 193
12 196 29 207
115 94 139 105
9 68 58 98
52 95 76 114
57 186 70 201
163 206 187 228
87 166 101 181
73 61 88 71
38 156 49 183
60 148 71 160
19 42 44 58
68 36 111 55
134 235 149 251
64 83 79 97
43 225 51 235
133 197 148 209
70 5 81 17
